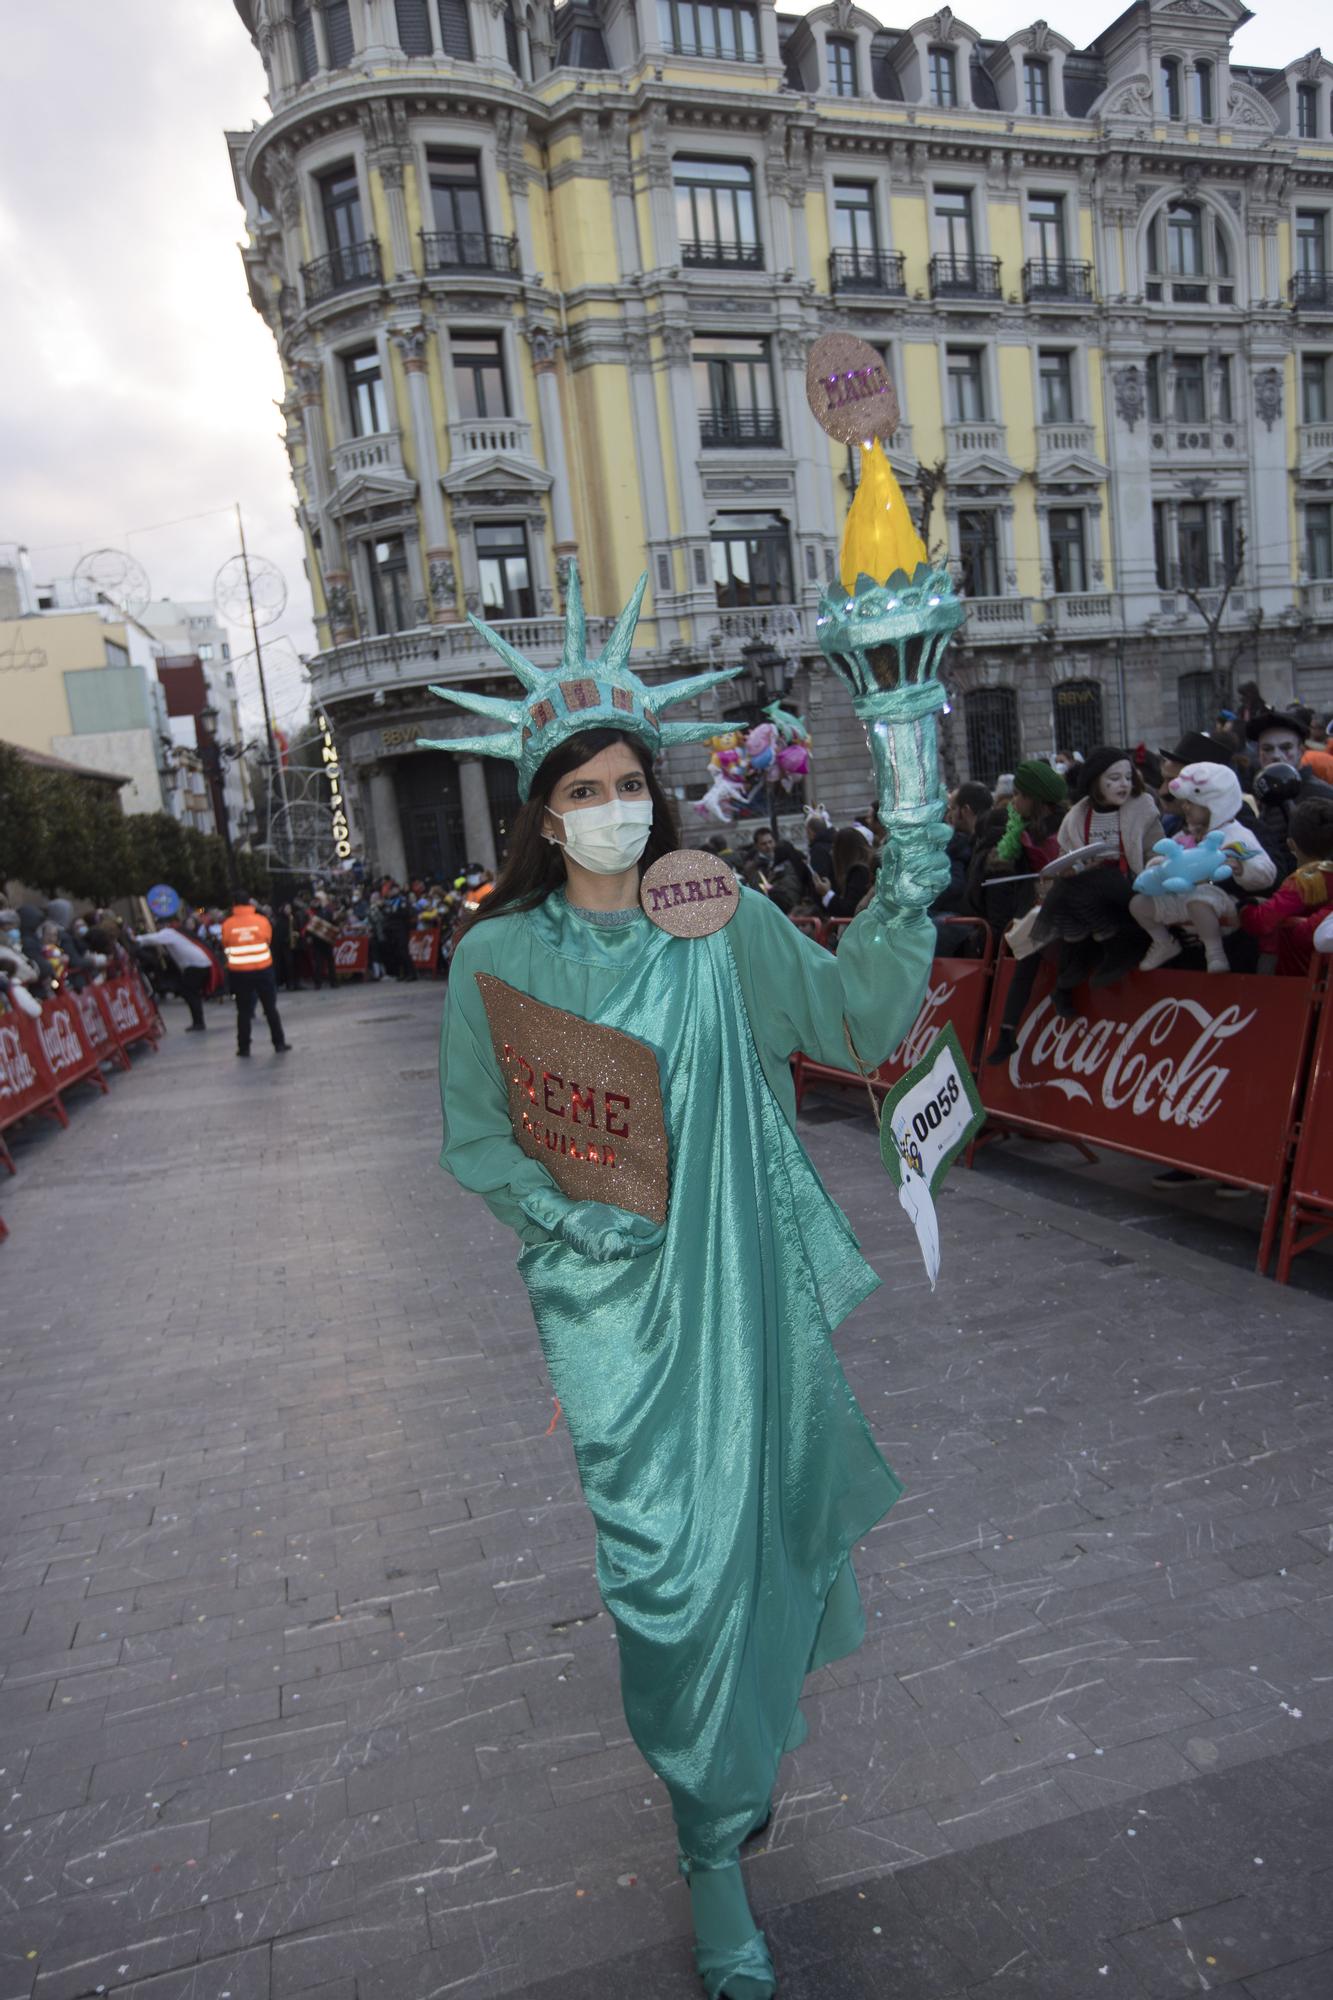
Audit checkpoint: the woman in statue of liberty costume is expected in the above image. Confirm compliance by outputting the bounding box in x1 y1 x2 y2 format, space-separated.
432 527 960 1997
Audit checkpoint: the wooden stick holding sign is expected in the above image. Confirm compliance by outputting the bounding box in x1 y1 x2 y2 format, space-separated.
877 1023 985 1289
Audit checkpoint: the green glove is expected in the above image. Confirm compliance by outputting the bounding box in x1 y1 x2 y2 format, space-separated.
852 682 953 911
519 1187 666 1261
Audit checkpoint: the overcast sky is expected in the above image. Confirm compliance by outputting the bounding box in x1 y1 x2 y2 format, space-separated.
0 2 1315 735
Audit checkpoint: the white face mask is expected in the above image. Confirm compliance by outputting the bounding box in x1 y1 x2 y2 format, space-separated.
546 796 654 875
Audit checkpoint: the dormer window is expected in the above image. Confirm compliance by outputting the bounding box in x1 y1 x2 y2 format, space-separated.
929 47 957 108
1298 83 1319 138
827 36 857 98
1191 61 1214 124
1160 57 1181 121
1146 202 1235 307
1024 58 1050 116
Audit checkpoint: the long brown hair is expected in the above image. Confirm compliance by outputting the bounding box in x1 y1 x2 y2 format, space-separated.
461 728 680 935
831 826 871 892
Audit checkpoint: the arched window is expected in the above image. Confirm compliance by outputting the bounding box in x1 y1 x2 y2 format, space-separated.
965 687 1020 783
1051 679 1104 758
1160 56 1181 120
1146 203 1235 307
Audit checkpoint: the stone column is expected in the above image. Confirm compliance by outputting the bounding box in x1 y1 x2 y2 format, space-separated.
295 358 355 644
378 161 416 280
310 1 330 69
458 757 498 872
643 103 676 269
359 0 397 60
527 327 577 568
498 112 535 273
391 325 456 622
364 762 409 881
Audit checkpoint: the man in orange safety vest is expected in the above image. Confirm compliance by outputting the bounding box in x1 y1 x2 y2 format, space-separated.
220 896 292 1058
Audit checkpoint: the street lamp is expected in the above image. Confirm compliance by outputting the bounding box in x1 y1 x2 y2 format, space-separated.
198 703 240 900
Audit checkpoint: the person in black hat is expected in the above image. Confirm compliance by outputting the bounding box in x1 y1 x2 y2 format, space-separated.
1245 711 1333 874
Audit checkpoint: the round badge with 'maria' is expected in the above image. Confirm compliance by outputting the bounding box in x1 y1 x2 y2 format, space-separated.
640 849 740 937
806 332 900 447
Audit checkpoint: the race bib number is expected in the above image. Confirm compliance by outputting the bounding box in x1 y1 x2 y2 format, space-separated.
878 1023 984 1288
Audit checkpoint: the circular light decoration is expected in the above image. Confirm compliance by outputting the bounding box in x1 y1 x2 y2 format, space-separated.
71 548 152 620
214 553 287 630
805 333 901 448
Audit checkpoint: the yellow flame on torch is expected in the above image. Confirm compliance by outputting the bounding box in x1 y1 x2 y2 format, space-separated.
839 438 927 592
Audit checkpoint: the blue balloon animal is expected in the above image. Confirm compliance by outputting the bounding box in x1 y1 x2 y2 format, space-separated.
1132 831 1233 896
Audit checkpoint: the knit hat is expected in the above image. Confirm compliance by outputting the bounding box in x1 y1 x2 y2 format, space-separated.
1013 759 1068 806
1159 731 1234 768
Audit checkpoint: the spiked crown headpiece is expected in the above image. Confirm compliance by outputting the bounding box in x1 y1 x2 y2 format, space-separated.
417 563 742 800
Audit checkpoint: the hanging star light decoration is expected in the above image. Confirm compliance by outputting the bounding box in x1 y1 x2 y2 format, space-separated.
417 562 744 799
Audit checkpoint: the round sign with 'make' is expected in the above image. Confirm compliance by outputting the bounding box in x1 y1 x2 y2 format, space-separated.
640 849 740 938
806 333 901 447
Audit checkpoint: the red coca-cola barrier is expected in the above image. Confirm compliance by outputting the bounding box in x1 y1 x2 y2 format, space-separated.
408 928 442 974
1276 964 1333 1283
334 933 370 978
793 920 995 1109
77 985 129 1073
0 1008 66 1139
978 958 1320 1272
95 972 161 1055
37 992 109 1106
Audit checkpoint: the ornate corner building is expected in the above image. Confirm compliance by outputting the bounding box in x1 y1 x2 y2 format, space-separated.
227 0 1333 876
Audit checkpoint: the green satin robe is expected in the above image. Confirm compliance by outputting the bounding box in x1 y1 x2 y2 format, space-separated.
440 883 932 1865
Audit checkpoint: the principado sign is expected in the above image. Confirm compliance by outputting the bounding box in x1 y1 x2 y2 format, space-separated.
318 710 353 860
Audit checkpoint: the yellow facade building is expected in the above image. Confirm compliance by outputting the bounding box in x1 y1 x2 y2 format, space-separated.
228 0 1333 878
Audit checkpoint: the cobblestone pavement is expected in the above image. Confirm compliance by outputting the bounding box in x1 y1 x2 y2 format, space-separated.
0 978 1329 2000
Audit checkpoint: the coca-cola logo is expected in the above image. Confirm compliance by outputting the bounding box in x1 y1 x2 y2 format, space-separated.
0 1024 38 1098
1006 993 1257 1130
889 978 952 1072
78 992 108 1045
333 941 359 966
39 1008 84 1073
108 986 141 1031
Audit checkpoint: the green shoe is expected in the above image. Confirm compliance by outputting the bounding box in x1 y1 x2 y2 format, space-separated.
683 1854 777 2000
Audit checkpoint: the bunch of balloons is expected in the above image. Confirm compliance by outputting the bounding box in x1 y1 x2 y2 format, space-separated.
693 702 812 822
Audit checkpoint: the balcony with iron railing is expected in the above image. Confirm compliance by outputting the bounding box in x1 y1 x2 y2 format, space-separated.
699 407 783 449
828 248 907 297
1023 258 1094 303
680 238 764 271
420 230 519 276
929 253 1002 301
300 237 381 305
1291 271 1333 310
